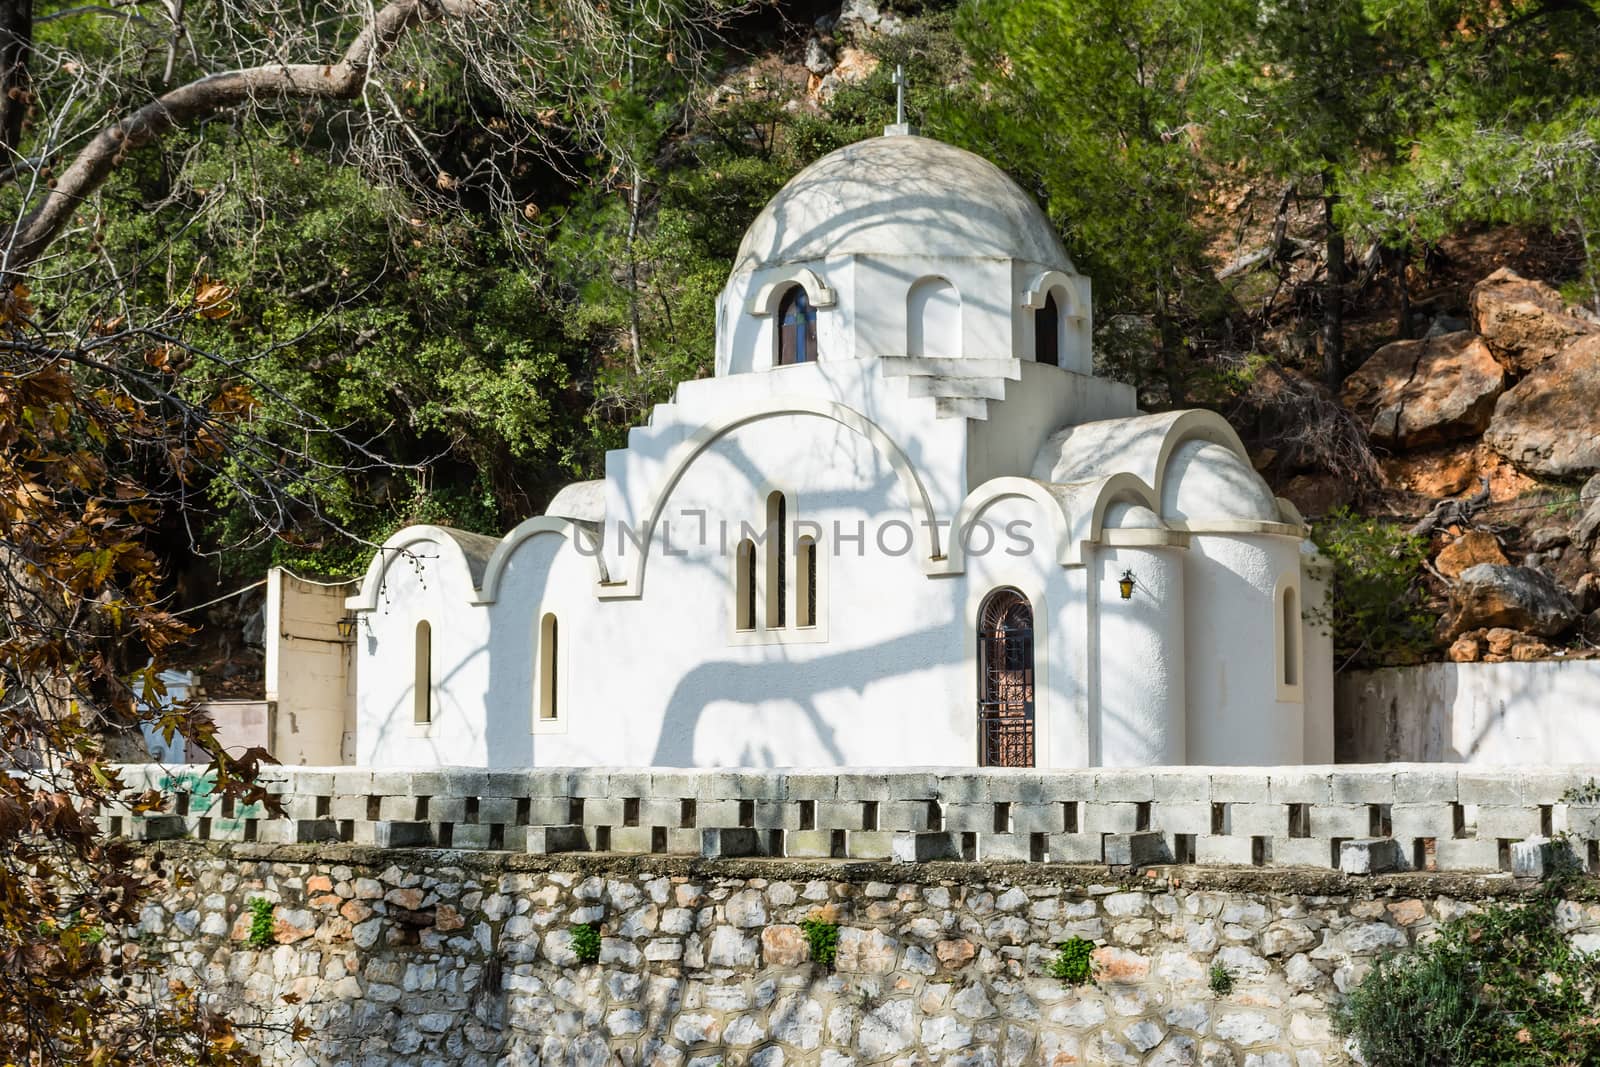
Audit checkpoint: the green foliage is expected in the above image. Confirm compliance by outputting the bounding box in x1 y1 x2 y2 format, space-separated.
1049 936 1097 985
246 897 276 949
569 922 602 964
801 917 841 967
1562 779 1600 806
1336 883 1600 1066
1209 961 1234 996
1310 507 1434 669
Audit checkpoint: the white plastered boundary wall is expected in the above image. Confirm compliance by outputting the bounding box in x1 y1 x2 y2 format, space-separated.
1337 659 1600 765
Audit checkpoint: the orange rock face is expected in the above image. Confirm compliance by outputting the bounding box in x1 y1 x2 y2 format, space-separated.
1470 266 1598 372
759 924 807 968
1341 331 1506 448
1435 530 1509 579
1486 334 1600 477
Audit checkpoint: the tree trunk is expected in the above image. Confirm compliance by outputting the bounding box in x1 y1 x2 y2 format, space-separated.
1394 243 1412 340
0 0 30 158
1156 283 1185 406
1 0 477 277
1321 170 1345 387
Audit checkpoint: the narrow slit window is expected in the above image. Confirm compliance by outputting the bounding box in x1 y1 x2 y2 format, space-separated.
765 492 786 628
797 536 817 627
1282 586 1300 687
1035 291 1060 366
735 539 756 631
777 286 818 365
537 613 559 720
413 620 432 724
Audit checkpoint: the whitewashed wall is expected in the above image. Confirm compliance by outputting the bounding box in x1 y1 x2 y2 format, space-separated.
1338 659 1600 764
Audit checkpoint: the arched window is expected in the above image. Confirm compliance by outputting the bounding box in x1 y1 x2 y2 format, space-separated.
777 286 818 365
1035 292 1060 366
976 589 1034 767
907 277 961 358
735 540 757 631
765 492 787 628
413 621 432 724
1281 586 1300 688
796 535 818 628
537 613 559 721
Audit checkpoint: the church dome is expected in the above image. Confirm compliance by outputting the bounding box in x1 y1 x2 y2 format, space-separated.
731 135 1073 274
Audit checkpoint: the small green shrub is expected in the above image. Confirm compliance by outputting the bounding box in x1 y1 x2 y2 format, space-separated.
1209 962 1234 996
1309 507 1434 669
569 922 602 964
1562 778 1600 806
246 897 275 949
1336 883 1600 1065
1049 936 1097 985
801 918 840 967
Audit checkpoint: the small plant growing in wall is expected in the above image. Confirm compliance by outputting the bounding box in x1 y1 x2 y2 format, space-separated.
1049 936 1096 985
246 898 275 949
569 922 602 964
1209 962 1234 996
800 917 840 967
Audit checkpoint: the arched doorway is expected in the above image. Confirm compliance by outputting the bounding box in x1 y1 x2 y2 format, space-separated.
977 588 1035 767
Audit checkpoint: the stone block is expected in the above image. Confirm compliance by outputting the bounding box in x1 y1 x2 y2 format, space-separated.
940 803 994 833
815 800 868 830
716 771 788 800
568 769 611 797
526 825 589 854
1104 831 1169 867
1519 772 1586 805
1511 836 1572 879
847 831 894 859
347 820 379 846
330 794 370 821
1271 837 1334 869
373 821 433 848
934 774 991 804
405 771 450 796
640 798 684 828
500 826 528 851
984 772 1055 804
288 770 335 794
1227 802 1289 837
482 770 531 795
664 828 701 854
1209 772 1268 803
1394 769 1458 804
1330 770 1396 803
281 795 326 821
330 769 374 795
251 820 295 845
784 830 838 859
646 770 702 798
1268 770 1332 805
476 797 521 825
1010 802 1065 834
1434 838 1502 871
1082 802 1141 834
891 831 959 862
976 832 1035 862
1151 770 1212 803
1152 802 1212 835
1456 771 1523 807
785 773 839 801
1308 803 1373 838
879 800 939 832
609 826 655 854
428 797 469 824
1473 805 1541 839
378 795 425 822
448 823 493 850
526 770 575 797
1196 834 1255 866
701 827 762 858
432 769 488 795
577 797 624 827
294 819 342 844
1094 770 1155 802
882 771 939 800
833 773 890 802
696 799 745 828
1047 833 1104 863
366 771 416 797
1339 838 1402 875
1565 804 1600 838
526 797 573 826
1390 803 1456 840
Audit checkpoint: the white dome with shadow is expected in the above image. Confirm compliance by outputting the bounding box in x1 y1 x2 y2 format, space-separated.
1159 439 1280 523
732 135 1073 274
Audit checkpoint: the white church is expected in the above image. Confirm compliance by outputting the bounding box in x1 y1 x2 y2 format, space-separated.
347 127 1334 770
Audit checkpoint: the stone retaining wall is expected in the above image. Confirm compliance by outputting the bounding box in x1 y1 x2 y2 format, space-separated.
127 843 1600 1067
115 764 1600 875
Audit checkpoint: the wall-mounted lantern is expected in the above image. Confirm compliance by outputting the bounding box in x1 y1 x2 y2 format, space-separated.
1117 569 1139 600
336 614 358 640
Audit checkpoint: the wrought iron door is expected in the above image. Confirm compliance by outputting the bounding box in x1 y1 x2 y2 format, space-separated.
977 588 1035 767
